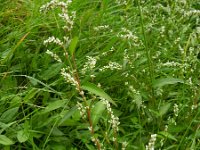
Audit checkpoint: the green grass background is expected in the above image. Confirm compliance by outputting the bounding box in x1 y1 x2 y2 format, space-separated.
0 0 200 149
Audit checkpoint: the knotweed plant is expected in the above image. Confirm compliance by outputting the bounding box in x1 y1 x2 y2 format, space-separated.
40 0 126 149
1 0 200 149
146 134 157 150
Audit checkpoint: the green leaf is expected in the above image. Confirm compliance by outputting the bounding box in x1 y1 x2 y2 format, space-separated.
1 32 29 64
69 36 78 55
58 106 78 126
0 107 19 123
0 76 17 91
158 103 171 117
0 135 14 145
43 100 66 113
51 144 66 150
153 77 184 88
82 82 117 106
14 75 62 96
133 93 142 109
159 131 177 141
91 101 106 126
0 122 16 134
51 128 64 136
40 63 62 81
17 130 29 143
23 88 39 102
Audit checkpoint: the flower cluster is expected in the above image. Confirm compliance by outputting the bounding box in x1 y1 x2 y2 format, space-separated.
60 11 76 31
173 103 179 117
81 56 97 74
184 9 200 17
99 61 122 71
101 98 120 131
160 61 181 67
146 134 157 150
44 36 64 46
116 0 128 6
46 50 62 62
167 116 176 126
61 68 79 89
160 26 165 38
40 0 75 31
117 28 139 43
94 25 110 31
122 141 128 150
40 0 72 13
101 46 115 57
76 102 86 119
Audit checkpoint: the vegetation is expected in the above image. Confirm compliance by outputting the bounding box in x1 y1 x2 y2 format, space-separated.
0 0 200 149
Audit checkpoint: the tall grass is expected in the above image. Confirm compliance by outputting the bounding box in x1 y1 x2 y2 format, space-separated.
0 0 200 149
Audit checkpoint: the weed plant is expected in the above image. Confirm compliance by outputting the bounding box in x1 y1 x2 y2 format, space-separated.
0 0 200 150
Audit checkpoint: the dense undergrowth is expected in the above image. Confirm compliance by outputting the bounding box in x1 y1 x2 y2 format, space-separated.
0 0 200 149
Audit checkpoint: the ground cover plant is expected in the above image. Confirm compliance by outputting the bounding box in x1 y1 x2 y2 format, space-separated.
0 0 200 149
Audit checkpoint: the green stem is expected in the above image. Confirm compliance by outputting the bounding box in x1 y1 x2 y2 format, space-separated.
138 0 155 100
71 55 101 150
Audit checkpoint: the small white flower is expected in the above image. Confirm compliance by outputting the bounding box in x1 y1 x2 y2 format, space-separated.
122 141 128 150
76 102 86 119
101 98 120 131
44 36 64 46
146 134 157 150
81 56 97 74
99 61 122 72
94 25 109 31
173 103 179 117
61 68 79 88
46 50 62 62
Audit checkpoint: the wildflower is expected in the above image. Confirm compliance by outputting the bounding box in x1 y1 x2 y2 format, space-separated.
191 104 198 110
112 137 116 142
61 68 79 89
173 103 179 117
44 36 64 46
99 61 122 71
101 47 115 56
40 0 72 13
88 126 92 132
164 125 168 132
146 134 157 150
161 61 181 67
76 102 86 119
184 9 200 17
61 11 76 31
167 116 176 125
101 98 120 131
97 83 101 88
94 25 109 31
123 49 129 60
79 90 84 96
40 0 75 31
81 56 97 74
116 0 128 6
174 37 181 44
46 50 62 62
117 28 139 43
122 141 128 150
160 26 165 37
155 88 163 96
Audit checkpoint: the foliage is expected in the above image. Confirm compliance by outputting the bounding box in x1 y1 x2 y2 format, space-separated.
0 0 200 149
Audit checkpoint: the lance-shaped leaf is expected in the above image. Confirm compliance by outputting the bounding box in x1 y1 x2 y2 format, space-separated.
153 77 184 88
91 101 106 126
69 36 78 55
0 135 14 145
82 82 117 106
